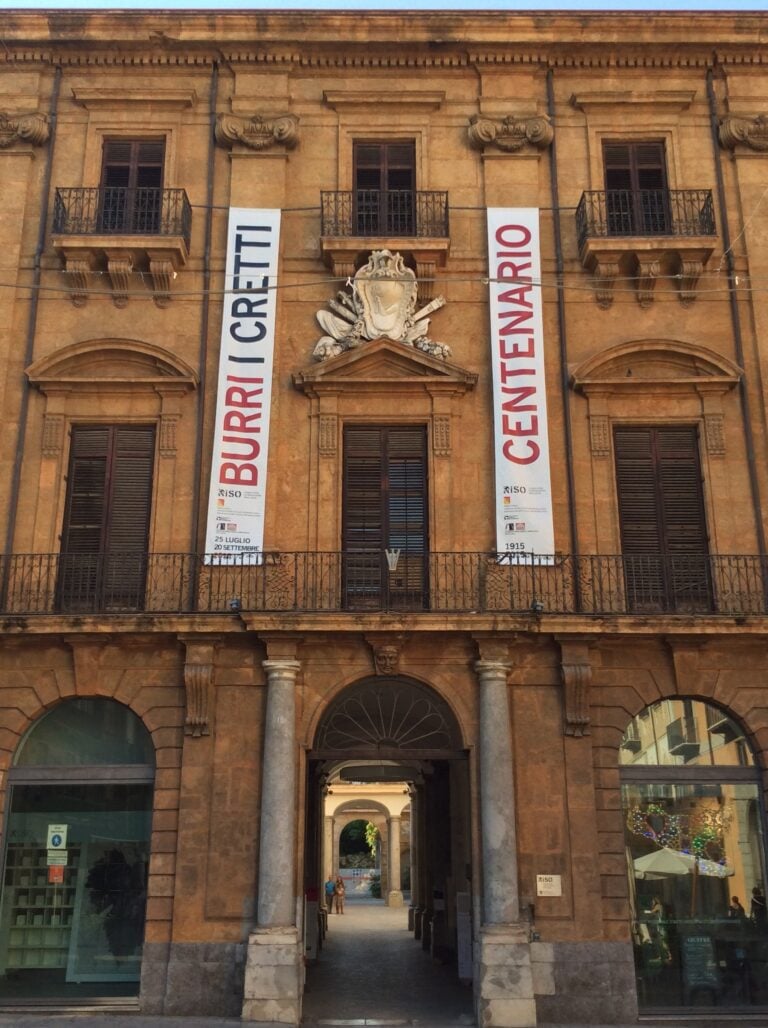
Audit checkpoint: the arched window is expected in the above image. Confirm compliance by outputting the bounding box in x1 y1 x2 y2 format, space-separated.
0 699 155 1000
620 699 767 1013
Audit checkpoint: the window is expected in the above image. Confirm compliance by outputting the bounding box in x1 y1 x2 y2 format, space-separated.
353 141 416 235
620 699 768 1013
603 141 669 235
342 425 428 610
57 425 156 613
0 699 154 1000
614 425 711 611
99 138 165 234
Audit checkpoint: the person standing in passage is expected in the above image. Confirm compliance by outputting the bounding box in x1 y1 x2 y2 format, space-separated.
325 876 335 912
751 885 767 929
334 875 346 914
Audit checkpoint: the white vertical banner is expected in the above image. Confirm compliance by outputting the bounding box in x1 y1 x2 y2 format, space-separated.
486 208 555 562
204 208 281 563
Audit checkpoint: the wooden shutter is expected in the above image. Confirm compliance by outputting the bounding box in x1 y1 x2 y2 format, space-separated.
61 427 111 555
105 427 156 554
603 141 666 192
101 139 165 189
59 426 155 612
614 426 710 611
343 426 427 609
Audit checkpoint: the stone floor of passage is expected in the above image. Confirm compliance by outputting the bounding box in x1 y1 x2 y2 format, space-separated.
303 897 475 1025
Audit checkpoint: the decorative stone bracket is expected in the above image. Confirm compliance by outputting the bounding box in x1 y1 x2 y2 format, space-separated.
557 636 593 738
468 113 553 153
719 114 768 153
215 113 299 151
58 245 184 308
0 111 49 149
583 247 711 308
180 635 221 738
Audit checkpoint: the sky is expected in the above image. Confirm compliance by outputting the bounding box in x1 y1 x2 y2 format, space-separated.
1 0 767 11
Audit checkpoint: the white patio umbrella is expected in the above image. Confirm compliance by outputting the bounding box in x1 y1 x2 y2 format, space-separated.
634 847 697 880
634 847 733 880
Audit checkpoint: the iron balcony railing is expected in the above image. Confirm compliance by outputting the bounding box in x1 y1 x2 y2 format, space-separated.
53 187 192 247
1 551 768 617
320 190 449 238
576 189 716 249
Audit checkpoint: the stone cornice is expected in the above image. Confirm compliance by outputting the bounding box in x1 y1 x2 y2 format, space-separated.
2 10 767 43
2 46 768 72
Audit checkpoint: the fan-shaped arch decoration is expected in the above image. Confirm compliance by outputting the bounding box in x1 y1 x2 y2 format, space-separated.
314 677 462 756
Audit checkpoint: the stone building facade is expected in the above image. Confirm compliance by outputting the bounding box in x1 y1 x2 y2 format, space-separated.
1 9 768 1026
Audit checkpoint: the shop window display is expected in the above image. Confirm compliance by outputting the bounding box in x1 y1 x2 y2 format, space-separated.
0 699 154 1000
621 699 767 1011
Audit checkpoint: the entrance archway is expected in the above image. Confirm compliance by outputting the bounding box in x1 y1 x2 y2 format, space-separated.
304 675 473 1019
0 698 155 1002
620 697 768 1013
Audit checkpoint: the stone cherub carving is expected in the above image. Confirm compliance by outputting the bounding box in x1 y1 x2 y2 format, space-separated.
314 250 450 361
214 113 299 151
0 112 49 148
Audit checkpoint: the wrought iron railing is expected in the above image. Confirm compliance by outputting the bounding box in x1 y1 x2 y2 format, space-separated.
320 190 449 238
1 552 767 617
576 189 715 249
53 187 192 247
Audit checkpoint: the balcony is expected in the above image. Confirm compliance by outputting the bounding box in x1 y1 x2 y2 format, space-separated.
575 188 716 308
319 190 450 295
666 716 701 761
52 186 191 307
1 552 767 618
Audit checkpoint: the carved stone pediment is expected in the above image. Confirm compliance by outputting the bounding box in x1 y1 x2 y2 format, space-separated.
294 337 477 396
572 339 742 394
468 113 553 153
215 112 299 151
719 113 768 152
0 111 49 148
314 250 449 361
27 338 198 394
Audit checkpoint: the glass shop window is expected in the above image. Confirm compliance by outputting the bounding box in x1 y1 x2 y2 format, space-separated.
0 699 155 1000
621 698 768 1013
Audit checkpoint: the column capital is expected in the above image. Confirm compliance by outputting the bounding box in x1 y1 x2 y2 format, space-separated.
262 658 301 678
474 658 511 680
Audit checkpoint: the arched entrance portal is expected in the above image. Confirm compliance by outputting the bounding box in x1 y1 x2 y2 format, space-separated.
621 697 768 1013
305 675 472 1008
0 698 155 1002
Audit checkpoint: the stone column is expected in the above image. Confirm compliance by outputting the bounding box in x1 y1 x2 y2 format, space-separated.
408 787 420 931
476 659 520 924
323 815 334 884
387 814 404 907
242 659 303 1025
474 657 536 1028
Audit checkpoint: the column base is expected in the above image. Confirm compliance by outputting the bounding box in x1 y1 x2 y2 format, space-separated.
475 923 536 1028
387 889 404 907
241 926 303 1025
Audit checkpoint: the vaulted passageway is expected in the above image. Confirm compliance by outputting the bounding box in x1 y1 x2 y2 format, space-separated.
302 897 474 1025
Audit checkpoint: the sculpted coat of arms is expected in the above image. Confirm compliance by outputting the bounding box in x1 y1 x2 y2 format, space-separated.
314 250 450 361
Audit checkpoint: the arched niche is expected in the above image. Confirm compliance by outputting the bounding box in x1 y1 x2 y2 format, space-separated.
23 338 197 552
